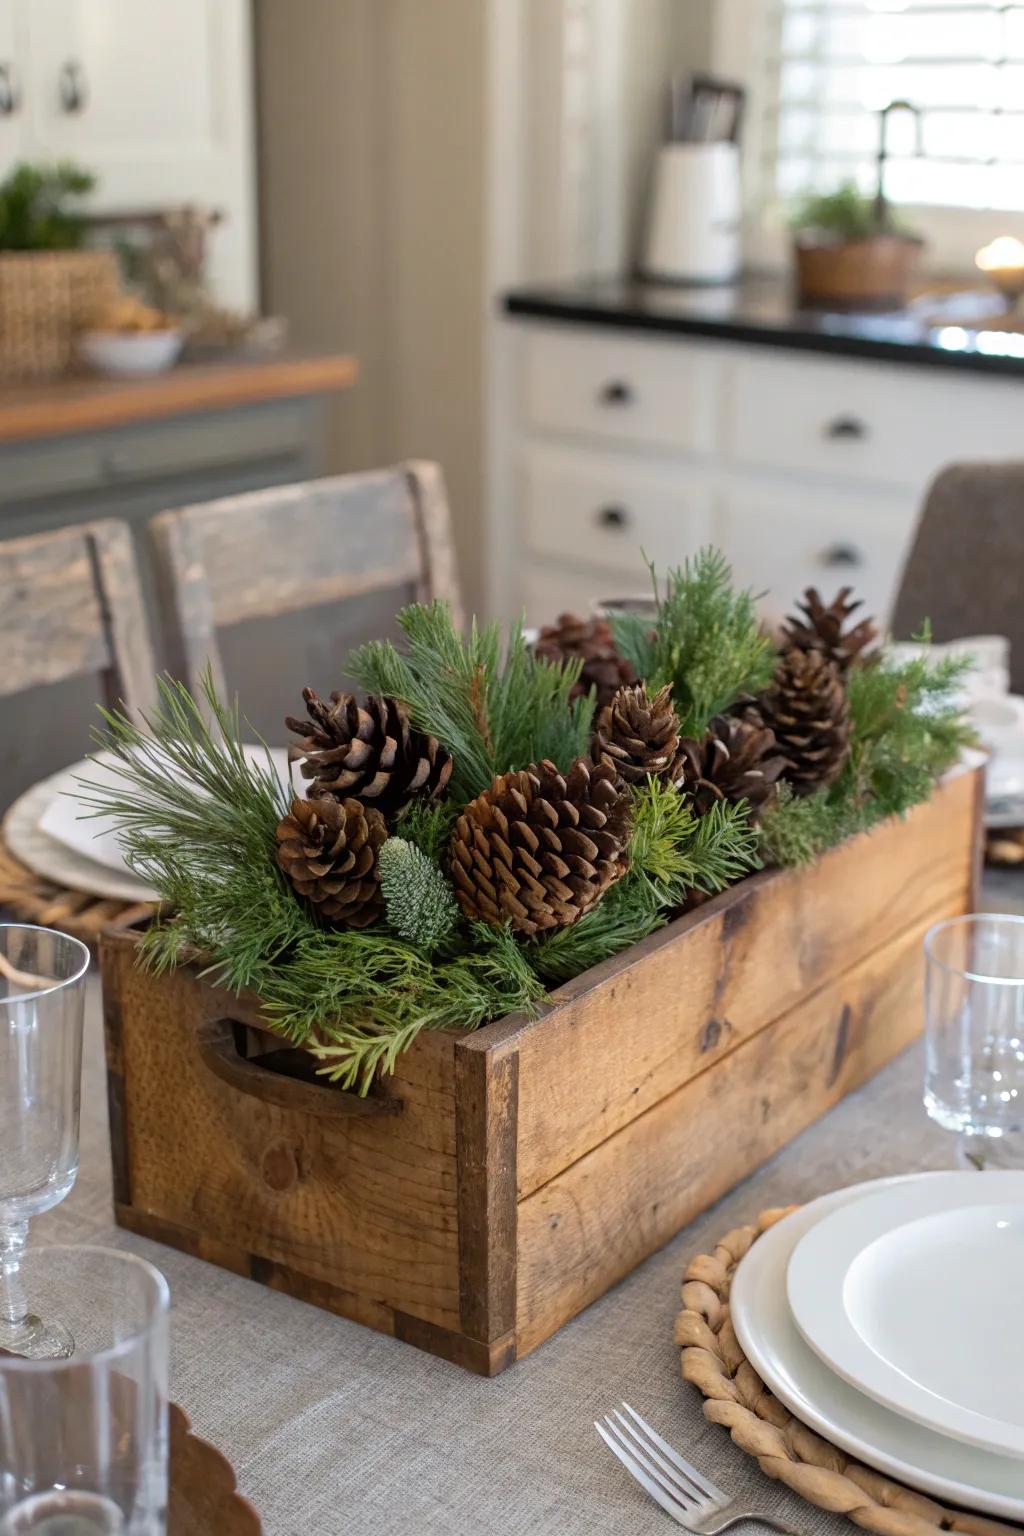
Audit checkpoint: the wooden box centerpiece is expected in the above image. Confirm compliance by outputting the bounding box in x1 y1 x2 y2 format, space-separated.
94 556 979 1373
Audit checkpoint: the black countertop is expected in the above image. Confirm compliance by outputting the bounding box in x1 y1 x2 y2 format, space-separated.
503 274 1024 378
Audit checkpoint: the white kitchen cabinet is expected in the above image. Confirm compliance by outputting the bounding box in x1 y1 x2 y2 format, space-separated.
718 476 913 628
0 0 256 308
502 319 1024 631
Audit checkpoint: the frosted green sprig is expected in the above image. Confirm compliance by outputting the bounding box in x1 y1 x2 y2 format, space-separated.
378 837 460 954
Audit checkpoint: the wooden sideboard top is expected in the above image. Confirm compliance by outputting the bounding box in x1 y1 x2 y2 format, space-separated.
0 352 359 444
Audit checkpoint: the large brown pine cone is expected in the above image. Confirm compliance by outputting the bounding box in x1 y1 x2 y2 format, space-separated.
276 796 387 928
592 683 683 788
758 648 851 795
449 757 630 936
534 613 637 709
676 714 787 819
286 689 452 815
782 586 877 674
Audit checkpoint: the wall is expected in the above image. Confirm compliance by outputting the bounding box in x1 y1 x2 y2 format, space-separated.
255 0 487 616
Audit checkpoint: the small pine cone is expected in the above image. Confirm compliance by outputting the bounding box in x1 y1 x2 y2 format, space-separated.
449 757 630 936
676 714 787 820
534 613 637 709
592 683 683 788
286 689 452 815
276 796 387 928
782 586 878 675
758 648 851 795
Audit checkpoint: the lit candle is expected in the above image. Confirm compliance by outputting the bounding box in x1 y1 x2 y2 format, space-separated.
976 236 1024 307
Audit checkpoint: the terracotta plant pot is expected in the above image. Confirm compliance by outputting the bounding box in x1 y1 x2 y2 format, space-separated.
793 233 923 310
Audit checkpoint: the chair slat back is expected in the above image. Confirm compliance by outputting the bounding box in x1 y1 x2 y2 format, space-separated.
0 519 157 720
150 462 463 698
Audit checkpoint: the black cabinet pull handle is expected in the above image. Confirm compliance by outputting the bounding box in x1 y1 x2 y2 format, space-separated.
59 60 86 114
825 414 867 441
821 542 863 568
0 64 17 116
596 505 630 530
599 380 634 407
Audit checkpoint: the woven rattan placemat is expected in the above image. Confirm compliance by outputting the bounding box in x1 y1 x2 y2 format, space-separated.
675 1211 1020 1536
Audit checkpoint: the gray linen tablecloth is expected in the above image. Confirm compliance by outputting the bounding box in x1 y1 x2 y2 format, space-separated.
32 871 1021 1536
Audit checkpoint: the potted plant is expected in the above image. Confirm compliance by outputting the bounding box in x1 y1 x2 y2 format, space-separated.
790 181 923 309
0 161 119 380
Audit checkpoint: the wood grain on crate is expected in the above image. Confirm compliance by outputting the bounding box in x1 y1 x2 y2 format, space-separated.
0 352 357 443
487 762 978 1199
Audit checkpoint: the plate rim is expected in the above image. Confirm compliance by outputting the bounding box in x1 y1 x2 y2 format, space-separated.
786 1171 1024 1461
730 1175 1024 1520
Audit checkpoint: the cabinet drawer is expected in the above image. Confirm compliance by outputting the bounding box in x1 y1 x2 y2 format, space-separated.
719 477 916 627
519 562 643 628
523 325 721 454
728 351 1024 489
100 405 308 484
523 445 714 579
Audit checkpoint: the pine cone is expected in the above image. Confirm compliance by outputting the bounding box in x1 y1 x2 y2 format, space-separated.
286 689 452 815
449 757 630 936
782 586 877 674
758 648 851 795
276 796 387 928
534 613 637 709
676 714 787 819
592 683 683 788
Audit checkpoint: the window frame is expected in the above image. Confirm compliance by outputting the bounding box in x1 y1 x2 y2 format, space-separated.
713 0 1024 273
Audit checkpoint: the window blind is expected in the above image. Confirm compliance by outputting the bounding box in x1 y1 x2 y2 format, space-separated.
768 1 1024 210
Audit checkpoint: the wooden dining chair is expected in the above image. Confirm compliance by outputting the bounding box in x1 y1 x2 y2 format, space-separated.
0 518 159 941
891 462 1024 691
149 462 463 706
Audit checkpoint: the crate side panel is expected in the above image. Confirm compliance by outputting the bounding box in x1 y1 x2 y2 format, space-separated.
111 946 463 1331
514 892 962 1358
514 767 978 1198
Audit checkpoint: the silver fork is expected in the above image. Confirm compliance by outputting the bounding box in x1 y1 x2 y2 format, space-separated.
595 1403 806 1535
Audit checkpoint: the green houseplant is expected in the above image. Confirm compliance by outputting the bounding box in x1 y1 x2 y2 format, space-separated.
0 160 119 381
790 181 923 309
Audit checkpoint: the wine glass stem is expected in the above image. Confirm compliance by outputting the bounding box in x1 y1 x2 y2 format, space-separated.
0 1219 31 1328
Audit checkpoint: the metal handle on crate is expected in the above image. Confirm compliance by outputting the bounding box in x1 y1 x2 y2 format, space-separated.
195 1017 401 1119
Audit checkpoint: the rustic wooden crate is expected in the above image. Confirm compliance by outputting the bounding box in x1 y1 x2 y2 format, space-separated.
101 763 982 1376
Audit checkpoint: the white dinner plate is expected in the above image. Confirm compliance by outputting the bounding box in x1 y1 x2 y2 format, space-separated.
787 1171 1024 1461
730 1178 1024 1520
4 773 159 903
37 747 293 876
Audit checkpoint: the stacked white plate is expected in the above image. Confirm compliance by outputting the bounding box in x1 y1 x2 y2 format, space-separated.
4 748 292 904
730 1171 1024 1520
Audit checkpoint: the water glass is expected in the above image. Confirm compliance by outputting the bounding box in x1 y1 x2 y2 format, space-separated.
924 913 1024 1168
0 1246 169 1535
0 924 89 1358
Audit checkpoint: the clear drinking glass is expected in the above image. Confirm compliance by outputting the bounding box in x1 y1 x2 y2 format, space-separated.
0 1246 169 1535
0 924 89 1357
924 913 1024 1169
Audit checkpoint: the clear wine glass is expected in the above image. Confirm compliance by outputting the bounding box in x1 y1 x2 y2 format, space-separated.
0 1245 169 1535
0 924 89 1358
924 913 1024 1169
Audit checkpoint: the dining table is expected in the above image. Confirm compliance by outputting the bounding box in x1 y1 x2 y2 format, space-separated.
32 867 1023 1536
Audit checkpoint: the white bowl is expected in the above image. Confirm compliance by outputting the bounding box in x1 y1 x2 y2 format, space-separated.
79 328 183 377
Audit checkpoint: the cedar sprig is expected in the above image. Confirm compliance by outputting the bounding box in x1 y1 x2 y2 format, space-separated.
350 600 593 803
378 837 460 954
611 550 775 738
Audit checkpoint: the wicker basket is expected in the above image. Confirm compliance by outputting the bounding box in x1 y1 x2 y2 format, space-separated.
0 250 120 381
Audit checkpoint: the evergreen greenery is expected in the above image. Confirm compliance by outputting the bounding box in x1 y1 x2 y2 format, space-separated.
378 837 460 954
611 549 775 737
82 555 972 1092
759 642 975 867
351 600 593 802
